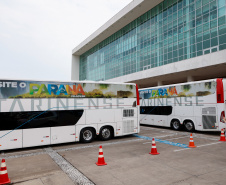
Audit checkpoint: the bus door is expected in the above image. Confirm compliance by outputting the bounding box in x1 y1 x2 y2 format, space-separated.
22 111 51 147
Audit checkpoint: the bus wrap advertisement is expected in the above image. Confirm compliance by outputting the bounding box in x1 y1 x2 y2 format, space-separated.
139 81 216 99
0 80 136 99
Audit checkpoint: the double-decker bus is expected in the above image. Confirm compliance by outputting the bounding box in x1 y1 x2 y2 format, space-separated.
0 79 140 150
139 78 226 132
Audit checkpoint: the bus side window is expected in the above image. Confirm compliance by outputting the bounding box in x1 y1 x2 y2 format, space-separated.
0 110 83 130
0 112 18 131
140 106 172 115
56 110 84 127
160 106 173 115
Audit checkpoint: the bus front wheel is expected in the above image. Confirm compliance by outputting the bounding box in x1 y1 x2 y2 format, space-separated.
184 121 195 132
80 128 95 143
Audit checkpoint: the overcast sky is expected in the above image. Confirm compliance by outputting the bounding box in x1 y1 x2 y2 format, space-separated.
0 0 132 81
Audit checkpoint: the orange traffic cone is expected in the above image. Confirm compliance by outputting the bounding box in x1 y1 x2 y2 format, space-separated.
188 133 196 148
149 138 160 155
96 145 107 166
0 159 11 185
219 129 226 142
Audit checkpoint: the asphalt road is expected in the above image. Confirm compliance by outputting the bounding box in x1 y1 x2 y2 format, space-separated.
0 125 226 185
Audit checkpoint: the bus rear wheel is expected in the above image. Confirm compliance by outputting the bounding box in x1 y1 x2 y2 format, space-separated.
80 128 94 143
184 121 195 132
171 120 181 130
99 127 112 141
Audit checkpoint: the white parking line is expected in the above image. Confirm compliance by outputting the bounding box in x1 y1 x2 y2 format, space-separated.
174 148 191 152
174 141 223 152
166 136 190 141
196 142 222 147
142 134 180 144
157 134 178 138
194 135 219 141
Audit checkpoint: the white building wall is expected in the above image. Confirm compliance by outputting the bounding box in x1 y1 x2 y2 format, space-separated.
71 55 80 81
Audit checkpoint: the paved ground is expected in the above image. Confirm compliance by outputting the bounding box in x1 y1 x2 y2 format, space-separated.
1 125 226 185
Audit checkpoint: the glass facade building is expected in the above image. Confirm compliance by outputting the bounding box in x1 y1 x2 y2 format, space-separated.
79 0 226 81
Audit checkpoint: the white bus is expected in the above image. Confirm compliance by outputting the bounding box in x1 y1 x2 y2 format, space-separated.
139 78 226 132
0 79 140 150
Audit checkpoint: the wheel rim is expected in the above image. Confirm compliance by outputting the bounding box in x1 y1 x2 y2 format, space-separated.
101 128 110 139
83 130 92 141
185 122 193 131
172 121 180 130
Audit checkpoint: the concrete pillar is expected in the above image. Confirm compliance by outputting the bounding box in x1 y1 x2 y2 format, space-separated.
187 76 194 82
157 81 163 86
71 55 80 80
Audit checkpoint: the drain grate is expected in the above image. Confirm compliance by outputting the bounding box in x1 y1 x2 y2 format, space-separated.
45 148 95 185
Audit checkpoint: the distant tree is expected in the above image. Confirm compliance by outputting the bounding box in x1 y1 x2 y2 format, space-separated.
182 85 191 92
205 82 212 89
126 85 134 90
99 84 110 89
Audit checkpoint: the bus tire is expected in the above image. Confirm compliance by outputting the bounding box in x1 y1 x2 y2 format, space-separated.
99 127 112 141
184 121 195 132
80 128 95 143
171 119 181 130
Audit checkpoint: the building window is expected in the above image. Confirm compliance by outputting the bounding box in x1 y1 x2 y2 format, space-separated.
79 0 226 81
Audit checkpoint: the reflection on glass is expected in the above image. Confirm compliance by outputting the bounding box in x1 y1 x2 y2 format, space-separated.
79 0 226 81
